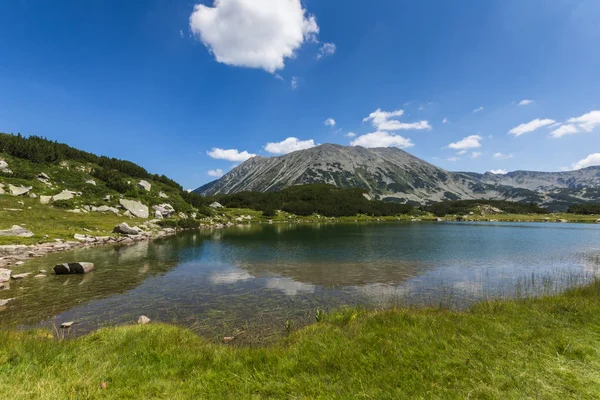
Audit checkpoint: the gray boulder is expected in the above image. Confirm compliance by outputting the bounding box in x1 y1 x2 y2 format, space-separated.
11 273 31 280
119 199 149 219
96 205 120 214
154 210 164 219
159 191 169 199
138 180 151 191
0 160 12 174
85 179 96 186
210 202 224 209
0 225 34 238
152 204 175 218
137 315 151 325
51 189 77 202
113 222 142 235
0 268 11 283
39 195 52 205
53 262 95 275
9 184 32 196
0 298 14 307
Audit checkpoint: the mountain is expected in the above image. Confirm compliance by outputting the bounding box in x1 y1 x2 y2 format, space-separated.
195 144 600 209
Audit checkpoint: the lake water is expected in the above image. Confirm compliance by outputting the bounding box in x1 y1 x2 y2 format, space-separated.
1 222 600 341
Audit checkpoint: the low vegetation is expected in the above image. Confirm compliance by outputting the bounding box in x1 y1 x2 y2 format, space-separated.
568 203 600 215
1 281 599 398
423 199 549 217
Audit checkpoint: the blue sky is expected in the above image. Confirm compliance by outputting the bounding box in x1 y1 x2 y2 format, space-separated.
1 0 599 189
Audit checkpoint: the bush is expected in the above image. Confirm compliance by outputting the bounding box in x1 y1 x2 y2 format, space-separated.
52 200 75 209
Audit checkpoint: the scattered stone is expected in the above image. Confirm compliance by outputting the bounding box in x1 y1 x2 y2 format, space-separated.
39 269 47 274
0 184 4 195
558 219 568 223
113 222 142 235
74 233 95 243
0 298 14 307
152 204 175 218
154 210 163 219
223 336 235 343
0 160 13 174
119 199 149 219
51 189 77 202
38 172 51 180
0 225 34 237
40 195 52 205
596 219 600 224
210 202 224 209
95 205 120 214
178 212 188 219
60 321 74 329
15 261 24 266
137 315 151 325
9 184 32 196
85 179 96 186
137 180 151 191
34 274 46 279
158 191 169 199
103 195 111 201
11 273 31 280
0 269 11 283
53 262 95 275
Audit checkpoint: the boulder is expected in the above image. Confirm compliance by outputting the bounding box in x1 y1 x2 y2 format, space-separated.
210 202 224 209
596 219 600 224
137 180 151 191
0 160 12 174
60 321 74 328
85 179 96 186
178 212 188 219
119 199 149 219
0 298 14 307
38 172 51 180
152 204 175 218
113 222 142 235
0 268 11 283
137 315 151 325
53 262 95 275
0 245 29 256
11 273 31 280
9 184 32 196
74 233 95 243
51 189 77 202
39 195 52 205
154 210 163 219
96 205 120 214
103 195 111 201
159 191 169 199
0 225 34 238
29 193 37 199
34 274 46 279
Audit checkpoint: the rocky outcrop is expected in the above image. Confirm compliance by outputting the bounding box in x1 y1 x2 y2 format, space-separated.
119 199 149 219
53 262 95 275
9 184 32 196
138 180 151 191
0 225 34 238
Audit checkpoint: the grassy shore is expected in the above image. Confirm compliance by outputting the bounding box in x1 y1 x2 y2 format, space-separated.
1 282 599 399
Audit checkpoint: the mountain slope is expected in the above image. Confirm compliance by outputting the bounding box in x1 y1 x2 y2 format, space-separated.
195 144 600 208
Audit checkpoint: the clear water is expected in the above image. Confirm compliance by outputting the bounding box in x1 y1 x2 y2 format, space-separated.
1 222 600 341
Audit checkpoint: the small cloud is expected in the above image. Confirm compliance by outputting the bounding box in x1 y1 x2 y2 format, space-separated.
447 157 459 162
317 42 336 59
570 153 600 170
508 118 556 136
550 124 578 138
346 132 356 138
179 29 184 38
274 74 284 81
518 99 533 106
207 168 224 177
350 131 414 149
442 118 449 124
493 152 515 160
324 118 336 127
457 150 467 155
488 169 508 175
363 108 431 131
473 107 484 113
291 76 298 89
207 148 257 162
265 137 315 154
566 110 600 133
447 135 482 150
471 152 482 158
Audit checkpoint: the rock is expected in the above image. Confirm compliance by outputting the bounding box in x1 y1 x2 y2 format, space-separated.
137 180 151 191
95 205 120 214
39 269 47 274
0 185 4 195
223 336 235 343
596 219 600 224
103 195 111 201
0 245 29 256
60 321 74 329
51 189 77 202
15 261 24 266
210 202 224 209
0 298 14 307
113 222 142 235
159 191 169 199
73 234 95 243
178 212 188 219
34 274 46 279
0 225 34 238
558 219 568 223
53 262 95 275
12 273 31 280
0 269 11 283
85 179 96 185
9 184 32 196
436 218 443 222
38 172 51 180
154 210 163 219
40 195 52 205
119 199 149 219
152 204 175 218
0 160 12 174
137 315 151 325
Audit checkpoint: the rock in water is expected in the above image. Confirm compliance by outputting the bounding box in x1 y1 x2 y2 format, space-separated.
137 180 151 191
53 262 95 275
119 199 149 219
137 315 151 325
0 225 34 238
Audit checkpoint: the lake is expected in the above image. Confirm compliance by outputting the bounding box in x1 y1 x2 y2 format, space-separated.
1 222 600 342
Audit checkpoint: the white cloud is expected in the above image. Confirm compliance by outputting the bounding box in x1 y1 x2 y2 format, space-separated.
493 152 515 160
518 99 533 106
324 118 336 127
508 118 556 136
570 153 600 170
207 148 257 162
350 131 414 149
189 0 319 73
207 168 224 177
363 108 431 131
550 124 578 138
447 157 459 162
567 110 600 132
457 150 467 155
317 42 336 59
291 76 298 89
346 132 356 138
488 169 508 175
448 135 482 150
471 152 482 158
442 118 449 124
179 29 184 38
473 107 484 113
265 137 315 154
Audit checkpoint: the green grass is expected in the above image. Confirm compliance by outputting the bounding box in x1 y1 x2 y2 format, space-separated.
1 282 600 399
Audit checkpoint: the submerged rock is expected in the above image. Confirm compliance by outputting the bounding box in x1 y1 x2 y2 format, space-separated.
119 199 149 219
53 262 95 275
0 225 34 238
